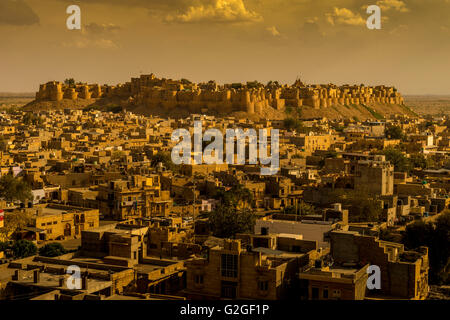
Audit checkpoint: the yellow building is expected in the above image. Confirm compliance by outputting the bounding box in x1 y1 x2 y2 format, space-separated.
290 134 337 153
184 236 317 300
21 204 100 241
97 175 171 220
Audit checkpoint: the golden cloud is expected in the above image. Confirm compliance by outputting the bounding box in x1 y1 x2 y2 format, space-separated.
266 26 281 37
326 7 365 26
376 0 409 13
165 0 263 24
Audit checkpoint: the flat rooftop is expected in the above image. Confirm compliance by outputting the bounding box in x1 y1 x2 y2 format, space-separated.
11 272 112 295
252 247 306 259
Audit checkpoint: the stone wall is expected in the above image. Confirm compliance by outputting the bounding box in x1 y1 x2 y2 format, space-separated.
34 75 404 116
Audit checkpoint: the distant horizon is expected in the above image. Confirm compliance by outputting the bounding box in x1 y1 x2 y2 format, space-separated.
1 73 450 97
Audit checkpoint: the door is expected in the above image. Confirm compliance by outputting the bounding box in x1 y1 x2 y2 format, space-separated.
221 281 237 299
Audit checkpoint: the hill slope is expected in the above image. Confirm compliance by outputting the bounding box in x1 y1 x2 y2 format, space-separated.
22 98 417 121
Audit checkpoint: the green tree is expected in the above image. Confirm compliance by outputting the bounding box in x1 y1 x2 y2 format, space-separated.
11 240 37 258
64 78 75 87
348 198 381 222
0 175 33 203
39 243 67 257
383 148 411 173
283 117 304 132
246 81 262 89
0 241 10 252
150 152 179 172
385 126 405 140
267 81 280 88
284 201 315 216
409 153 427 170
402 211 450 284
229 185 253 208
23 113 43 126
0 210 33 242
433 212 450 284
328 190 382 223
402 221 434 249
207 205 256 238
211 184 253 209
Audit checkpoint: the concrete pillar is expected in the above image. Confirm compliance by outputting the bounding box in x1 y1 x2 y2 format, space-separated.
33 269 40 284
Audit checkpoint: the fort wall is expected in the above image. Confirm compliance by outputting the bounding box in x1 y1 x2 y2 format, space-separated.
34 74 405 115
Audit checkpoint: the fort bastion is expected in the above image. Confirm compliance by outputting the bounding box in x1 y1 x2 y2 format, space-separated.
35 74 404 115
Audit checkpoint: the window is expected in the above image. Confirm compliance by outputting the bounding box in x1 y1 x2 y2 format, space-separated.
221 254 238 278
323 288 329 299
195 275 204 284
53 221 57 225
258 281 269 291
47 222 52 225
332 289 341 299
89 222 94 227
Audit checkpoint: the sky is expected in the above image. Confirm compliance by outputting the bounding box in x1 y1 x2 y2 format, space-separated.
0 0 449 94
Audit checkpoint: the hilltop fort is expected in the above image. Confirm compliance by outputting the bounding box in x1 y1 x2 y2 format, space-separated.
27 74 410 120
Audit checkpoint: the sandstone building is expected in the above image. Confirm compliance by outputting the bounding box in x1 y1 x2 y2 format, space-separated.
34 74 404 116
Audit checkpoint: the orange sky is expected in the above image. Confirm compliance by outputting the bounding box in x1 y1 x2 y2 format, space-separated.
1 0 449 94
